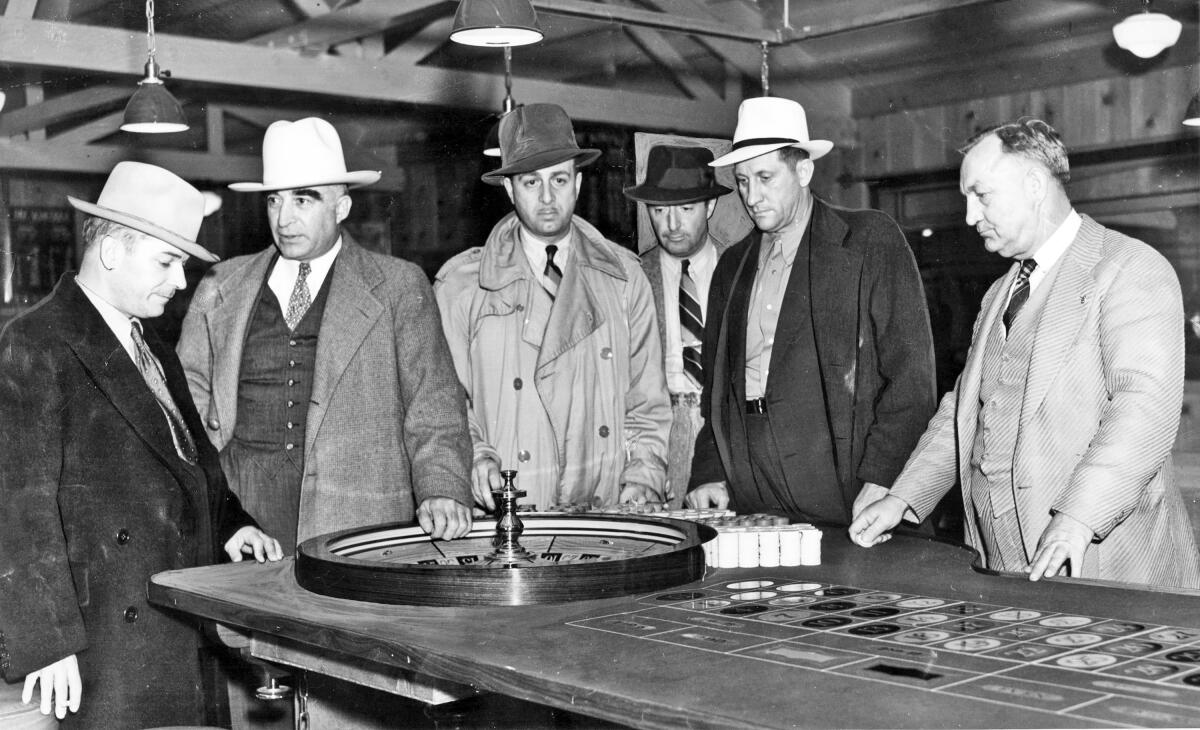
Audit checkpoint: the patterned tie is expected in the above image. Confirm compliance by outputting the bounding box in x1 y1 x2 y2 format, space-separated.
544 245 563 300
284 262 312 330
130 320 198 464
1002 258 1038 333
679 259 704 389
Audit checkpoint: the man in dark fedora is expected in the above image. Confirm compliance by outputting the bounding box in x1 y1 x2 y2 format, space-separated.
624 144 733 507
436 103 671 512
0 161 282 728
687 96 936 528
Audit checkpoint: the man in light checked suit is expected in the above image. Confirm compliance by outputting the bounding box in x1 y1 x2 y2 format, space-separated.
851 119 1200 590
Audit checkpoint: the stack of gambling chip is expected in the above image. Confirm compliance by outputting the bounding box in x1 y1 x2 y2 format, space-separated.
692 514 822 569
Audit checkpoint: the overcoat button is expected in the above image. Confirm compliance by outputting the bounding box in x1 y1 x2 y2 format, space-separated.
599 426 610 437
513 378 523 390
207 419 220 431
123 606 138 622
518 450 531 462
600 347 613 359
116 529 130 545
286 443 295 451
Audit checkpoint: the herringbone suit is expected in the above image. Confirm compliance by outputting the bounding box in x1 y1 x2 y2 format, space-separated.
890 215 1200 589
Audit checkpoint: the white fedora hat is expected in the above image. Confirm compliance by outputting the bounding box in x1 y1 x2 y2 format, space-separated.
68 161 217 263
710 97 833 167
230 117 381 192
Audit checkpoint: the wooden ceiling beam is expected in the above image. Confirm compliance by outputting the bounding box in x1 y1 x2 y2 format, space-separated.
250 0 453 51
0 17 739 135
623 26 721 100
0 84 128 137
4 0 39 19
781 0 1003 42
0 138 409 190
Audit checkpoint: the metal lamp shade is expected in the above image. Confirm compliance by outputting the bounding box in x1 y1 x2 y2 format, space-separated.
1185 93 1200 127
121 79 189 134
450 0 543 47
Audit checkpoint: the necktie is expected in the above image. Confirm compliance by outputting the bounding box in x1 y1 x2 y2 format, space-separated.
544 245 563 300
679 259 704 389
130 320 198 464
285 262 312 330
1002 259 1037 333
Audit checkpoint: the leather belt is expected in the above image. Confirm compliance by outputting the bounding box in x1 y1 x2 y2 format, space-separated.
745 397 768 415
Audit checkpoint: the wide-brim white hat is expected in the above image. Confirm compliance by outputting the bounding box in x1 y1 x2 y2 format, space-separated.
230 117 381 192
68 161 217 263
710 97 833 167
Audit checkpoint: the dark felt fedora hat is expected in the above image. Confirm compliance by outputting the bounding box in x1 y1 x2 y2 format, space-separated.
481 103 601 185
623 145 732 205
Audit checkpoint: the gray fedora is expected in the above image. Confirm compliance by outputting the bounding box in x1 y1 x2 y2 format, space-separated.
481 103 600 185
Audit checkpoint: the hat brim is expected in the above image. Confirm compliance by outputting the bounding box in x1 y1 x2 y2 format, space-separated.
710 140 833 167
622 183 733 206
482 148 601 186
228 170 382 192
68 197 219 263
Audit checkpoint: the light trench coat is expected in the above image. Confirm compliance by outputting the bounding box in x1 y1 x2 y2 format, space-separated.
435 213 671 509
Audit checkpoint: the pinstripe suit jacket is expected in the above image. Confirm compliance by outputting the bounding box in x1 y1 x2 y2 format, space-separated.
177 233 472 546
891 215 1200 589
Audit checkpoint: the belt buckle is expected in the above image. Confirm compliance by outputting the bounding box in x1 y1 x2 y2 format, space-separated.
746 397 767 414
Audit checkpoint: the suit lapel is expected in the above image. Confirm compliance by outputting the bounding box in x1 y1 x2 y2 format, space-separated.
58 279 204 494
726 233 762 402
954 268 1010 468
308 234 384 454
800 200 859 374
641 247 667 354
1023 219 1101 425
209 248 274 434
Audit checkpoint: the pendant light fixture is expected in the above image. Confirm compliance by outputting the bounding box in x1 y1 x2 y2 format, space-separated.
450 0 543 47
1112 0 1182 59
121 0 189 133
483 47 519 156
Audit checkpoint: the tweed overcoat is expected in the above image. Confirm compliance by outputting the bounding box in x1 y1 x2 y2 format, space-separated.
0 275 257 728
434 213 671 509
890 215 1200 589
177 232 472 546
689 197 937 521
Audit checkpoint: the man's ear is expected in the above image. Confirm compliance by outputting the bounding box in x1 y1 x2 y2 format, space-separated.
502 177 515 204
796 158 815 188
705 198 718 220
335 194 352 224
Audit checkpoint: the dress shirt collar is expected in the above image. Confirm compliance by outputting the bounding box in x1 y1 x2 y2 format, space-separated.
76 276 138 362
1024 209 1080 291
659 237 717 278
520 226 572 278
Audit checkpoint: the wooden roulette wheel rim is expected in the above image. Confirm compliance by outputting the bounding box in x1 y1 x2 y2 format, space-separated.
295 514 715 606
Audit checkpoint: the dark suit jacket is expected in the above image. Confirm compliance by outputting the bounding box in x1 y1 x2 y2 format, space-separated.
690 197 936 521
0 275 256 728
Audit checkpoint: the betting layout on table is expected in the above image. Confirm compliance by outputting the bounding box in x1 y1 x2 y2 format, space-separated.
571 576 1200 728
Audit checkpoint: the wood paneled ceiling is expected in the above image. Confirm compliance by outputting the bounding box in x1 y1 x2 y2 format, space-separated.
0 0 1196 179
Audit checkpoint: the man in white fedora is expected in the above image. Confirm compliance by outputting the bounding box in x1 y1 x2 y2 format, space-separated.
0 161 282 728
686 96 936 529
177 117 473 554
436 103 671 511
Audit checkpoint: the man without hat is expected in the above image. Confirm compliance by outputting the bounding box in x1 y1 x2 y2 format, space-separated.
436 103 671 511
852 120 1200 590
687 97 937 527
0 162 283 728
624 144 733 507
177 117 473 553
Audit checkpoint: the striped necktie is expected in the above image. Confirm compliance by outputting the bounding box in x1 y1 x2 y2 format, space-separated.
130 320 198 464
679 259 704 388
285 262 312 330
1002 258 1037 333
544 244 563 300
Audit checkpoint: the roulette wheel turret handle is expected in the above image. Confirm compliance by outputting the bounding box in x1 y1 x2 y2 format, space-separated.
487 470 536 564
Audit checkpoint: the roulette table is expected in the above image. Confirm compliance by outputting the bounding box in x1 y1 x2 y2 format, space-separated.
150 523 1200 728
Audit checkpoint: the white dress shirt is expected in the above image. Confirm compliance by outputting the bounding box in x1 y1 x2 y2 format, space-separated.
268 237 342 315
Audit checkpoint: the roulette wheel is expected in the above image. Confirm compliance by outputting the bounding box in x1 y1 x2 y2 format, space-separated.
295 471 715 606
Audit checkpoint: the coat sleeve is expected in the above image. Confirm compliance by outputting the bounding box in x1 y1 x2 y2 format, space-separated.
1052 244 1184 539
618 265 671 495
176 273 218 440
856 218 938 488
393 268 474 508
0 331 88 681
